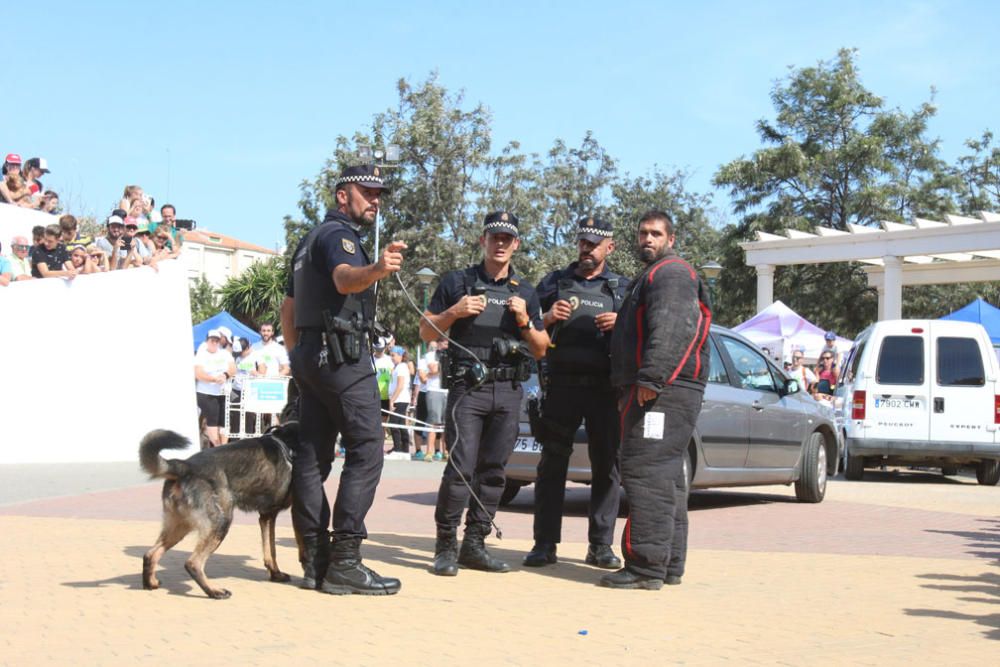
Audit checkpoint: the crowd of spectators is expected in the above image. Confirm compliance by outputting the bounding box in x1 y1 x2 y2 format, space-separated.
194 323 291 447
1 152 188 285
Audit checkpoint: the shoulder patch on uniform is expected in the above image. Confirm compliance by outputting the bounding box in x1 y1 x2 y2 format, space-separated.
342 238 356 254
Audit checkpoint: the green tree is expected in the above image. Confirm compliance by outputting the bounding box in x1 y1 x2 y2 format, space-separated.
188 276 219 325
218 256 286 332
610 169 721 287
713 49 961 334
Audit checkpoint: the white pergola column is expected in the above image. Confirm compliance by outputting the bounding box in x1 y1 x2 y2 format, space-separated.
755 264 774 313
876 285 886 320
882 255 903 320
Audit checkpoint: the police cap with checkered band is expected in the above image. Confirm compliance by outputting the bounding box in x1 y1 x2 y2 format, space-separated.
335 164 390 192
482 210 519 237
576 216 613 243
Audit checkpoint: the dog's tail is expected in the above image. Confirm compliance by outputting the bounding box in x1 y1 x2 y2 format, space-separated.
139 430 192 479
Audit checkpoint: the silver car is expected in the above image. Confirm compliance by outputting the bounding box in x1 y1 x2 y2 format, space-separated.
503 325 841 505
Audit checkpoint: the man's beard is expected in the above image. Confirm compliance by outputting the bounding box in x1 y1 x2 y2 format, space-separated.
578 255 597 271
639 247 658 264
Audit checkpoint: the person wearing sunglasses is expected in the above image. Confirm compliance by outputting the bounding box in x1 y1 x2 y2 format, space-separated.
815 352 839 391
7 235 33 281
85 245 109 272
787 349 816 391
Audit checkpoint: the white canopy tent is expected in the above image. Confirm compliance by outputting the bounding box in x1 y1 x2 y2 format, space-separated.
732 300 852 363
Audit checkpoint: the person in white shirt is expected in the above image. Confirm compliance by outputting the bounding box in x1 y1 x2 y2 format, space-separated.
787 349 816 391
251 323 290 376
423 340 448 461
230 337 266 437
195 329 237 447
387 346 412 460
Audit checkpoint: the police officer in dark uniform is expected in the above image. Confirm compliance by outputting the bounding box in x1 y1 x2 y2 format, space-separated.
419 211 549 576
603 210 711 590
279 164 406 595
523 216 628 570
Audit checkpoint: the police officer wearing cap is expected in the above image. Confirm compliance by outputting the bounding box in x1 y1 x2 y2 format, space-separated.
280 164 406 596
419 211 549 576
523 216 628 570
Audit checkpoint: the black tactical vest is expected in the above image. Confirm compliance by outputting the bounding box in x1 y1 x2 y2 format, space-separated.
547 276 620 374
449 267 520 364
292 222 374 331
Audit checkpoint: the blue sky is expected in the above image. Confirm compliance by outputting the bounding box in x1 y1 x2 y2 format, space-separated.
7 1 998 249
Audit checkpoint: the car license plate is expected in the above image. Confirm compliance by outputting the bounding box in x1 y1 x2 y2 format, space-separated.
874 398 921 409
513 436 539 453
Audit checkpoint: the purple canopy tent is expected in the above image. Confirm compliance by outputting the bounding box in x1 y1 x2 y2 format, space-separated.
732 300 852 363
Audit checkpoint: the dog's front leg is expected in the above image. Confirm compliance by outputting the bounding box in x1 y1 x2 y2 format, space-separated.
260 513 290 582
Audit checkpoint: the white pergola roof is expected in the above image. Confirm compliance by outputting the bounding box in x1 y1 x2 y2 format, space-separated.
738 212 1000 319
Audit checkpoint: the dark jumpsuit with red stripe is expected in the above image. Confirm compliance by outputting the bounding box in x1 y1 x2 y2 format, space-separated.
609 249 711 580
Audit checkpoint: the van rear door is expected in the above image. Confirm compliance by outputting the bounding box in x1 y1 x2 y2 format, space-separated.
866 332 930 442
928 326 995 445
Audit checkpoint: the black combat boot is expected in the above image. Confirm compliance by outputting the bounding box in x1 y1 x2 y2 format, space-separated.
297 532 329 590
320 536 401 595
458 523 510 573
522 542 557 567
585 543 622 569
599 567 664 590
433 529 459 577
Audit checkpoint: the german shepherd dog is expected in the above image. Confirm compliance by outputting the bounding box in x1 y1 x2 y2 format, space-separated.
139 422 297 599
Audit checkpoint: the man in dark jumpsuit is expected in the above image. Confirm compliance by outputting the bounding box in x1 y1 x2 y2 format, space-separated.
279 164 406 595
523 216 628 570
604 209 711 590
419 211 549 576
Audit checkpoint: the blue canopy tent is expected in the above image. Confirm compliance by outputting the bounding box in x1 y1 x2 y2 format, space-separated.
192 311 261 352
940 298 1000 345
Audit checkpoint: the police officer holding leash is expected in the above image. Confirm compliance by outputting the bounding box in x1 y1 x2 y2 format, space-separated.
280 164 405 596
419 211 549 576
602 209 711 590
523 216 628 570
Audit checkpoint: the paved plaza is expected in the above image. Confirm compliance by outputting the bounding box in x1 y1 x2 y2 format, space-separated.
0 460 996 665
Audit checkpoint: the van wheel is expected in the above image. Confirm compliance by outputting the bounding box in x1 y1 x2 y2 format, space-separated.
941 466 959 476
795 432 827 503
499 480 524 506
845 453 865 481
975 460 1000 486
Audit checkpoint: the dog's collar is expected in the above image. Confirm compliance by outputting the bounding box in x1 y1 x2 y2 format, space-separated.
267 429 295 465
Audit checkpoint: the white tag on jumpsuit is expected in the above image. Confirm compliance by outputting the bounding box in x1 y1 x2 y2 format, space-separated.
643 411 664 440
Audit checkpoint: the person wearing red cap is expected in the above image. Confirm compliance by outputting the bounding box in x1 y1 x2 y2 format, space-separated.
1 154 26 205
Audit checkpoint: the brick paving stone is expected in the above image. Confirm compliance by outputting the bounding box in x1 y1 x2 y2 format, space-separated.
1 464 998 665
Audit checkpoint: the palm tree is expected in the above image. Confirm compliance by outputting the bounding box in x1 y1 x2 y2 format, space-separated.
219 256 288 331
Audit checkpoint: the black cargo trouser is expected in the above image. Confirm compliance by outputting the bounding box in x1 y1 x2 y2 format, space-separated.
289 331 384 541
434 378 522 533
533 379 620 545
618 384 702 579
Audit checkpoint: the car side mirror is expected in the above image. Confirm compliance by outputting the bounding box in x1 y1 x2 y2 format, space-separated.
781 378 800 396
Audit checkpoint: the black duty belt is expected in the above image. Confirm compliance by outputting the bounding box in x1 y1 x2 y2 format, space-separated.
453 364 521 384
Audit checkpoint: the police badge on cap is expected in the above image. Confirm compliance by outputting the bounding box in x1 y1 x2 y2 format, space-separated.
335 164 390 192
483 211 519 237
576 216 613 243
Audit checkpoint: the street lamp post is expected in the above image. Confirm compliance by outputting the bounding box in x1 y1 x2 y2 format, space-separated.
357 143 401 258
700 261 723 309
415 267 438 356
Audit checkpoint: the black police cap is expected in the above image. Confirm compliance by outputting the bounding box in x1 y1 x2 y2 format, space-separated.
336 164 389 191
483 211 519 237
577 216 613 242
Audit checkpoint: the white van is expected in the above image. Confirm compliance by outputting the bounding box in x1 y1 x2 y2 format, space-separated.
838 319 1000 485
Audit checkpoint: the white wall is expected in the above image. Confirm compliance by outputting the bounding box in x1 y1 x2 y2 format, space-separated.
0 260 200 463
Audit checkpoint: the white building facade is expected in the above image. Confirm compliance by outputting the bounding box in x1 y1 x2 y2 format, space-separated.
181 229 279 286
